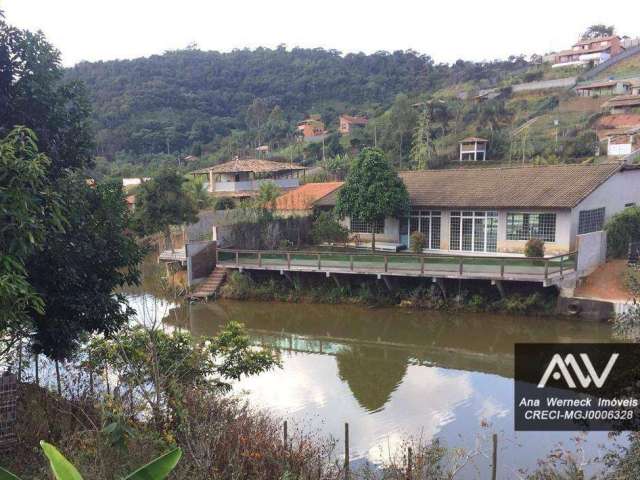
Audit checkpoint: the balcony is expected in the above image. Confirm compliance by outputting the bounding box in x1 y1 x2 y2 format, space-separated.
212 178 300 193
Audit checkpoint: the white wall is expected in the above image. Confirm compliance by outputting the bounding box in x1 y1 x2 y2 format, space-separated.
570 169 640 248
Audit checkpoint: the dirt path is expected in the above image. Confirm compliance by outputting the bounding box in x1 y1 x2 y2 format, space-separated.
574 259 632 302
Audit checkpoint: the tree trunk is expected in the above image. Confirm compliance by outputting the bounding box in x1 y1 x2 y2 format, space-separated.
371 232 376 252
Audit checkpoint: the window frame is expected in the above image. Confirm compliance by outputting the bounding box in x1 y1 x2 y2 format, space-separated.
506 212 556 242
349 217 385 234
577 207 606 235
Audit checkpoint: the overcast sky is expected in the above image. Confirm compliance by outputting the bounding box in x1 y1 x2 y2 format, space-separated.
2 0 637 67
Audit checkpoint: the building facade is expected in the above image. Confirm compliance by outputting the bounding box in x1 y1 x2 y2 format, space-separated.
553 36 625 68
191 158 306 198
315 164 640 256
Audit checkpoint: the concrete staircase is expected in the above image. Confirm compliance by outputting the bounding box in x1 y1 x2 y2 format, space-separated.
189 267 227 300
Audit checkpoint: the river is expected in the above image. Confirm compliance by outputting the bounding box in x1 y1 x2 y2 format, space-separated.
126 264 622 479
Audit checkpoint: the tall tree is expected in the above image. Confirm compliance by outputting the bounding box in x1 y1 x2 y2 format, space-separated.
410 105 436 170
132 168 199 251
1 17 143 361
581 24 615 40
0 128 63 354
335 148 409 250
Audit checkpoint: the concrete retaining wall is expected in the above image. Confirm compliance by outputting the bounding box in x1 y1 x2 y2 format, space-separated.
511 77 577 92
576 231 607 276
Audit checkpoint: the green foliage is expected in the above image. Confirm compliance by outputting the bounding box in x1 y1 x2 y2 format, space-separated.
27 176 143 359
311 212 349 245
335 147 409 248
213 196 235 210
41 441 83 480
132 167 199 248
86 322 277 396
0 128 63 346
322 154 353 179
410 106 436 169
524 238 545 257
410 231 427 253
605 206 640 258
125 447 182 480
2 441 182 480
0 17 94 173
581 24 615 40
183 176 211 210
254 181 281 211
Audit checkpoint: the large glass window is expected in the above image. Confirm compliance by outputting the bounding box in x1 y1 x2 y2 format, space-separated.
577 207 605 235
506 213 556 242
450 211 498 252
403 209 441 250
350 218 384 234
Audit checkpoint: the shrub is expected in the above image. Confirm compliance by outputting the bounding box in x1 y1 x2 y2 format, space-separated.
214 197 235 210
605 206 640 258
410 231 427 253
524 238 545 257
311 211 349 245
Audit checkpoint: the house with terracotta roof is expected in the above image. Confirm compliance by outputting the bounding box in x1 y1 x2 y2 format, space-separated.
274 182 343 216
315 163 640 256
552 35 625 68
595 115 640 156
603 95 640 114
339 115 368 134
575 80 633 97
459 137 488 161
297 117 327 141
191 158 306 198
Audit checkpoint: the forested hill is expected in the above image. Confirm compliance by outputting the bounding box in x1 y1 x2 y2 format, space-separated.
65 47 529 160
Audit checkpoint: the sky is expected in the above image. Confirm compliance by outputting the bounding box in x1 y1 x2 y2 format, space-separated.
1 0 637 67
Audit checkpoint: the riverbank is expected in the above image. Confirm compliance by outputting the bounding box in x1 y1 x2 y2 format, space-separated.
220 270 558 316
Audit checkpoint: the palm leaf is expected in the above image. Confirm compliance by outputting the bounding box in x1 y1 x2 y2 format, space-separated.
0 466 23 480
125 447 182 480
40 441 83 480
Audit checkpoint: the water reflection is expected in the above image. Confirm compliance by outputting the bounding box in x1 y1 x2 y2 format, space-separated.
158 299 616 477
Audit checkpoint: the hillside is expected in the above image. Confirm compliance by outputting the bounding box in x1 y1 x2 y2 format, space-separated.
65 48 531 165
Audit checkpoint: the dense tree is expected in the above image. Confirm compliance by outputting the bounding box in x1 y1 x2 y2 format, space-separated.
27 177 143 360
0 15 94 173
581 24 615 40
64 46 531 161
1 17 144 361
335 148 409 250
132 168 199 250
0 128 63 354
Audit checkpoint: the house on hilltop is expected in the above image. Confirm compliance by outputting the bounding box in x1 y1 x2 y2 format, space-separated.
552 35 625 68
459 137 488 161
191 158 306 198
575 80 633 97
297 116 327 141
314 163 640 256
339 115 368 134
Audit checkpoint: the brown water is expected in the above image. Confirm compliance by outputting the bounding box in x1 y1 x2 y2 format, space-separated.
124 279 621 479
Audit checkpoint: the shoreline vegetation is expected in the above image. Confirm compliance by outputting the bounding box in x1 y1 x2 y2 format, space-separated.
219 270 558 316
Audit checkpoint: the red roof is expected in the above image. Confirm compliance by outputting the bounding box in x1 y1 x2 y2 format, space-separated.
275 182 343 211
596 114 640 129
340 115 368 125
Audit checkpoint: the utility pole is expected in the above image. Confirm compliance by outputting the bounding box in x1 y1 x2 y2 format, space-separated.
374 124 377 147
322 135 326 161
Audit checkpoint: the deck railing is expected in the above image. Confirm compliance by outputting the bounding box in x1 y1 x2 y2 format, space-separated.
216 249 577 281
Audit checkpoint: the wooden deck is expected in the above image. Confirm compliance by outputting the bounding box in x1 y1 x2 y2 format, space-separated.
217 249 577 286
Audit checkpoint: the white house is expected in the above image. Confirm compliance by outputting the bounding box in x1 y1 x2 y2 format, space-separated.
315 163 640 256
191 158 306 198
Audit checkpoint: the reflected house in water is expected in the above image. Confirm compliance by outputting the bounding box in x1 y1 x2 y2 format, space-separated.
190 158 306 199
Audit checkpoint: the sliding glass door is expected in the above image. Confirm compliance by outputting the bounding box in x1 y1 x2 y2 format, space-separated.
450 211 498 253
